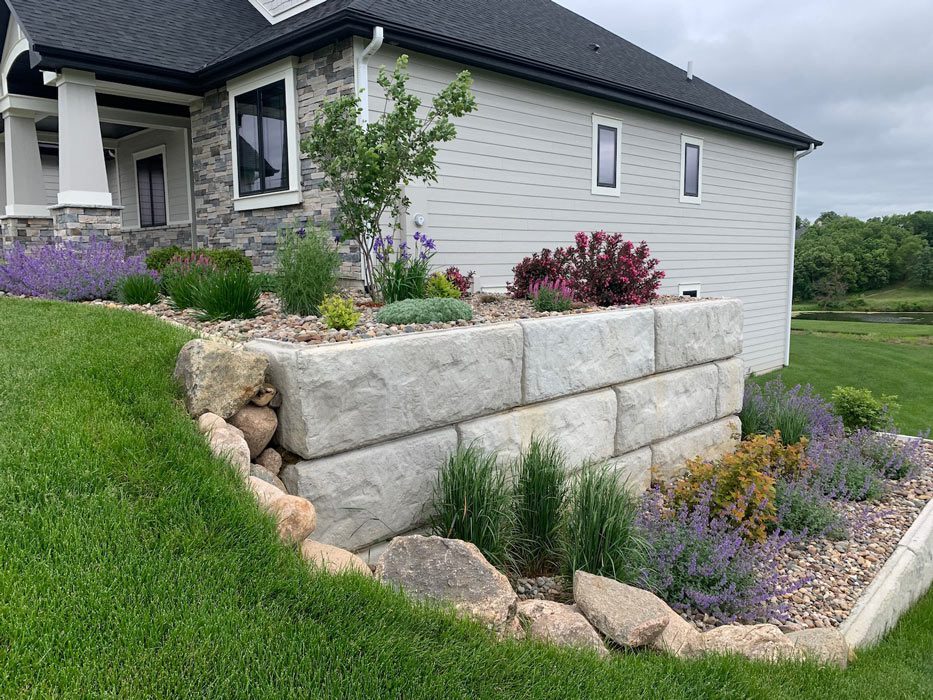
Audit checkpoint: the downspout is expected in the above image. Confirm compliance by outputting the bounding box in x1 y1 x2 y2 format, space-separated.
355 26 384 126
784 142 816 365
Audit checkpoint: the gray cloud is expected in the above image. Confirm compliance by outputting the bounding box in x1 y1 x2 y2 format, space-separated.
558 0 933 219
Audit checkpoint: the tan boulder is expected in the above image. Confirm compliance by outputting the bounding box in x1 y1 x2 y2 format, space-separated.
229 405 278 459
517 600 607 656
197 412 226 436
248 475 284 506
704 624 802 663
573 571 670 648
251 384 278 407
301 540 372 576
255 447 283 476
174 339 268 419
787 628 851 668
652 610 706 658
267 495 317 543
207 423 251 478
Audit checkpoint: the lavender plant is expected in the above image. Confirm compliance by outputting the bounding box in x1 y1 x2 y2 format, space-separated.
741 380 843 443
0 239 149 301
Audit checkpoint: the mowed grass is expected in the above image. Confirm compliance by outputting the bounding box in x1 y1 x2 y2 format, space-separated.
1 297 931 699
757 321 933 434
794 283 933 312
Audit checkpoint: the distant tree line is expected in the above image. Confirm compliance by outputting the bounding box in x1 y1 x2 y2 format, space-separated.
794 210 933 301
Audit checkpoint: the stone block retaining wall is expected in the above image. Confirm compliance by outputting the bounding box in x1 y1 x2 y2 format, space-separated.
246 298 746 554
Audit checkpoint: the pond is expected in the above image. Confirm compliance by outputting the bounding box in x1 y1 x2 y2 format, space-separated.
795 311 933 325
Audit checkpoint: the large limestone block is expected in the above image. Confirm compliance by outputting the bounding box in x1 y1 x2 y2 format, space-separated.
614 364 719 454
174 340 268 419
573 572 670 648
716 358 746 418
650 417 741 482
280 429 458 551
520 308 654 403
517 600 608 656
653 299 743 372
246 325 522 459
604 449 652 494
376 536 517 629
457 390 617 464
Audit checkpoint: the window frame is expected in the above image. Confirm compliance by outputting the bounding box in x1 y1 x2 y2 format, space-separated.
591 114 623 196
132 145 169 229
680 134 704 204
678 283 701 298
227 58 302 212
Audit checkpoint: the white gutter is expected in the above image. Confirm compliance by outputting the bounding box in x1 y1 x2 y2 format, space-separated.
784 142 817 365
355 27 384 126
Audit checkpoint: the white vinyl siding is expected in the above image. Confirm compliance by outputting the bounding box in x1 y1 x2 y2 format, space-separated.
368 47 796 374
36 151 120 206
116 129 190 229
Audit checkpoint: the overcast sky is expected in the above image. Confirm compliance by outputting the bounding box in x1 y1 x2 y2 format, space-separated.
557 0 933 220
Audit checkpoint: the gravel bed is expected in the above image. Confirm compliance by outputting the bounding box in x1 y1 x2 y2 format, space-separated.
102 292 695 346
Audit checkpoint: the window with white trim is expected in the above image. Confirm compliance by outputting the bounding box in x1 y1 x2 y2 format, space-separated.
133 146 168 228
227 58 302 211
592 115 622 196
680 135 703 203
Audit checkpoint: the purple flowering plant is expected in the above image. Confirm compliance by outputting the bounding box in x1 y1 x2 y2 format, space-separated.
372 231 437 303
0 239 151 301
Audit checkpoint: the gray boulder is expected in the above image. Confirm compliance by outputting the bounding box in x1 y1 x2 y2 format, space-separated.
229 405 278 458
174 340 268 419
250 464 287 492
517 600 607 656
573 571 670 648
376 536 517 629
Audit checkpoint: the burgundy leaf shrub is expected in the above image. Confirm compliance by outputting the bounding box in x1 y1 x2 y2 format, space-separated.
508 232 664 306
0 239 150 301
444 266 475 296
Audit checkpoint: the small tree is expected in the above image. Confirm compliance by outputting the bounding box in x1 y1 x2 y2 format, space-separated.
302 55 477 297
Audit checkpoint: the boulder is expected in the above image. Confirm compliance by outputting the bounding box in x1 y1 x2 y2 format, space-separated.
703 624 801 663
174 339 268 419
375 536 518 629
255 447 283 476
517 600 607 656
652 610 705 658
573 572 670 648
251 383 278 407
250 464 286 492
197 412 226 436
787 628 850 668
229 405 278 458
247 475 284 506
207 423 251 478
301 540 372 577
267 495 317 543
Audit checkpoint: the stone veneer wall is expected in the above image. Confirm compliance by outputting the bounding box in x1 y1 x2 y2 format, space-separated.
114 224 200 257
0 216 56 254
246 299 746 557
190 39 361 277
50 206 123 243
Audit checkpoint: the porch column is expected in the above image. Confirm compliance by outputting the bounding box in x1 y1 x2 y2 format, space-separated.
3 108 49 217
54 69 111 206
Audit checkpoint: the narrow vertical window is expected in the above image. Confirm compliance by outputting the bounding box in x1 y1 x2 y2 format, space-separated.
235 79 289 196
136 153 167 228
680 135 703 203
592 115 623 196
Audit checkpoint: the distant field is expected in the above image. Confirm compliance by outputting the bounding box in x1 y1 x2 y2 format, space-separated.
790 319 932 344
793 284 933 312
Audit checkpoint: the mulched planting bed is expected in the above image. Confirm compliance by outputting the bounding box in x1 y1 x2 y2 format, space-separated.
97 292 694 346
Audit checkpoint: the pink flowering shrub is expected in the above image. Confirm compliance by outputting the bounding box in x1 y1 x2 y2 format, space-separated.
529 278 574 312
508 232 664 306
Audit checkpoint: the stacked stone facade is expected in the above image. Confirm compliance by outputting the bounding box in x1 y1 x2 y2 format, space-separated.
0 216 56 254
50 206 123 244
190 40 362 278
115 224 199 257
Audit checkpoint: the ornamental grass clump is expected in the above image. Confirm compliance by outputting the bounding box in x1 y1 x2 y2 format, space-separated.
431 446 513 569
276 225 341 316
118 273 161 305
561 462 647 583
510 438 568 576
0 239 148 301
375 298 472 324
530 278 573 312
741 380 843 443
191 268 261 321
163 253 216 309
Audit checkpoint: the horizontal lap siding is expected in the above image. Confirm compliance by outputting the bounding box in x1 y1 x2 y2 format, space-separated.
369 48 795 373
116 130 190 229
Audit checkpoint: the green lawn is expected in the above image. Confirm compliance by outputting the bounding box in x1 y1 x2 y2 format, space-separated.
756 320 933 434
1 297 931 699
794 283 933 312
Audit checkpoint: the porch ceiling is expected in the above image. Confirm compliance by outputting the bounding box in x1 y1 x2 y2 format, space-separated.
34 116 144 140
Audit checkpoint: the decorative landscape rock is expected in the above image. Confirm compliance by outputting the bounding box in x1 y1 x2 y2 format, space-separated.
703 624 801 663
266 495 317 544
653 299 743 372
517 600 608 656
652 609 705 658
255 447 283 476
250 464 286 491
573 572 670 648
174 340 269 419
650 416 741 482
301 539 372 577
207 422 251 478
247 475 283 506
519 308 654 402
251 383 277 407
229 405 278 458
375 536 518 629
197 411 226 436
787 628 850 668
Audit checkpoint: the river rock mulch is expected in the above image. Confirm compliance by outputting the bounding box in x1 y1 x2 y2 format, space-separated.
99 291 694 346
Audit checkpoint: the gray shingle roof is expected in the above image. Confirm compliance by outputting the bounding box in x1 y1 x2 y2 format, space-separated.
5 0 819 146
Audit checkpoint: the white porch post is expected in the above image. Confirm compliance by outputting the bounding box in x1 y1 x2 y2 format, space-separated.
54 69 111 207
3 109 49 217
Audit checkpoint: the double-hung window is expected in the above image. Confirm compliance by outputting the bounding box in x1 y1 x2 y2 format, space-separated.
227 58 301 211
134 147 167 228
680 135 703 203
592 115 622 196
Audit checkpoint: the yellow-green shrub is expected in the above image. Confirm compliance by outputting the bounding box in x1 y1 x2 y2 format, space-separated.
319 294 361 330
426 272 461 299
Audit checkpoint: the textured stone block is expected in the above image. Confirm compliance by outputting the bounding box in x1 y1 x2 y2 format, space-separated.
604 448 652 494
280 429 458 551
249 325 522 459
654 299 743 371
457 390 617 464
520 308 654 402
716 357 746 418
650 416 741 482
614 364 719 454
